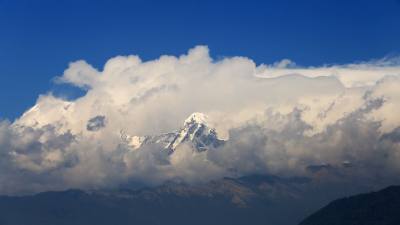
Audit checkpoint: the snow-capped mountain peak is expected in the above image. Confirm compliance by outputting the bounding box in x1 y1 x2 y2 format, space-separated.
122 113 224 152
166 112 216 151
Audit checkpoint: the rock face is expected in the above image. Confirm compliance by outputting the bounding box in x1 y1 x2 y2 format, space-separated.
0 175 311 225
299 186 400 225
122 112 225 152
86 115 107 131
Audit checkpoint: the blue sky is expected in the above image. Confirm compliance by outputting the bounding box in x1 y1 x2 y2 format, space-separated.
1 0 400 120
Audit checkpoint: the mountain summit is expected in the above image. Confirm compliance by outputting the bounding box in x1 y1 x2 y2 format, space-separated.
122 113 224 152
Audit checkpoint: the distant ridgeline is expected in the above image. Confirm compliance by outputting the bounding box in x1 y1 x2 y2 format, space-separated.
0 174 399 225
0 174 313 225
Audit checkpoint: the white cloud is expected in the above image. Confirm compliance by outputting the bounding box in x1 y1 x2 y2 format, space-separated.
257 57 400 88
1 46 400 194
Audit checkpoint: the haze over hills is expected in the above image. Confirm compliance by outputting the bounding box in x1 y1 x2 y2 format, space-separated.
0 176 399 225
0 174 328 225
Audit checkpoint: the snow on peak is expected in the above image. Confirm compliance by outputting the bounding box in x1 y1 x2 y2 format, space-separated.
120 130 144 150
166 112 223 151
184 112 208 126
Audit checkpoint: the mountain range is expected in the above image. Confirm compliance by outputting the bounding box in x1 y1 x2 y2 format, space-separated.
1 178 398 225
0 175 314 225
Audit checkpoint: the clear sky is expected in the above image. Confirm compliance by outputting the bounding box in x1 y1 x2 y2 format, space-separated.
1 0 400 120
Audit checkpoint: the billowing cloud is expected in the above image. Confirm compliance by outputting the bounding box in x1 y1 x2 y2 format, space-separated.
1 46 400 194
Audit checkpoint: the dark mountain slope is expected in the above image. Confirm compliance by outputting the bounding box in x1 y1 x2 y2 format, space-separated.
299 186 400 225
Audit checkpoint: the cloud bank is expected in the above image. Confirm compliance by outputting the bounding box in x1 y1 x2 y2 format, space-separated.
2 46 400 194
